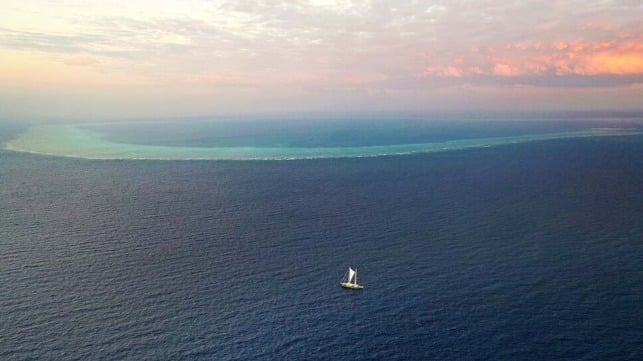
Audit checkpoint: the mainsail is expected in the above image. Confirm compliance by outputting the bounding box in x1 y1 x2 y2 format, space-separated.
348 268 356 284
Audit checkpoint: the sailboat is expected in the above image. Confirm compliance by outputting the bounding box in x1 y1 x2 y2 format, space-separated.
340 267 364 289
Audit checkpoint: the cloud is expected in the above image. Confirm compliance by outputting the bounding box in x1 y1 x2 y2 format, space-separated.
0 27 96 54
64 54 100 66
1 0 642 116
420 39 643 85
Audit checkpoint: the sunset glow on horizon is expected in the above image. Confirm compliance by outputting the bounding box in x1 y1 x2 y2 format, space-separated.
1 0 642 120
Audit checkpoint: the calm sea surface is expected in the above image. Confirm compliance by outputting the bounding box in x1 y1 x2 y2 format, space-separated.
1 118 642 360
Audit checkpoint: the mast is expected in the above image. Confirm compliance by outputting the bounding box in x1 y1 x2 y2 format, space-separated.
341 266 364 289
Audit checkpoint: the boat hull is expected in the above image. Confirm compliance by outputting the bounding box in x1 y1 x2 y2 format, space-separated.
340 282 364 290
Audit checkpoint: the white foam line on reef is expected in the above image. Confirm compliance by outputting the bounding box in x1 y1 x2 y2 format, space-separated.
4 124 642 161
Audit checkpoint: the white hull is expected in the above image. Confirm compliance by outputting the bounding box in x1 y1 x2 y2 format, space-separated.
341 282 364 289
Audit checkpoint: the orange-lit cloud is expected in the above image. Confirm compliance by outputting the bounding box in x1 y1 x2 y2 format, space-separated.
582 49 643 75
423 40 643 78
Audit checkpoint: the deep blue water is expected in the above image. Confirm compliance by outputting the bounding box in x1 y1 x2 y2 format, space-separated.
1 120 642 360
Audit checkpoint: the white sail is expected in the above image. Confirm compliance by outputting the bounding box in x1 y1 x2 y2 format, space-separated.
341 266 364 289
348 268 356 284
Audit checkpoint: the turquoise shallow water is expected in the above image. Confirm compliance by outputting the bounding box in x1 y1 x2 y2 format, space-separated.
5 123 642 160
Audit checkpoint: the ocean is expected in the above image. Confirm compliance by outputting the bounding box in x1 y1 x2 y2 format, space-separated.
1 116 642 360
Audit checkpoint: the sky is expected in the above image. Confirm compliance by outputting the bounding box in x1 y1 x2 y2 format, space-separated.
0 0 642 120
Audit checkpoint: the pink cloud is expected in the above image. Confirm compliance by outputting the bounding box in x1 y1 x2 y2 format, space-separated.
421 39 643 79
423 66 464 78
492 63 521 76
